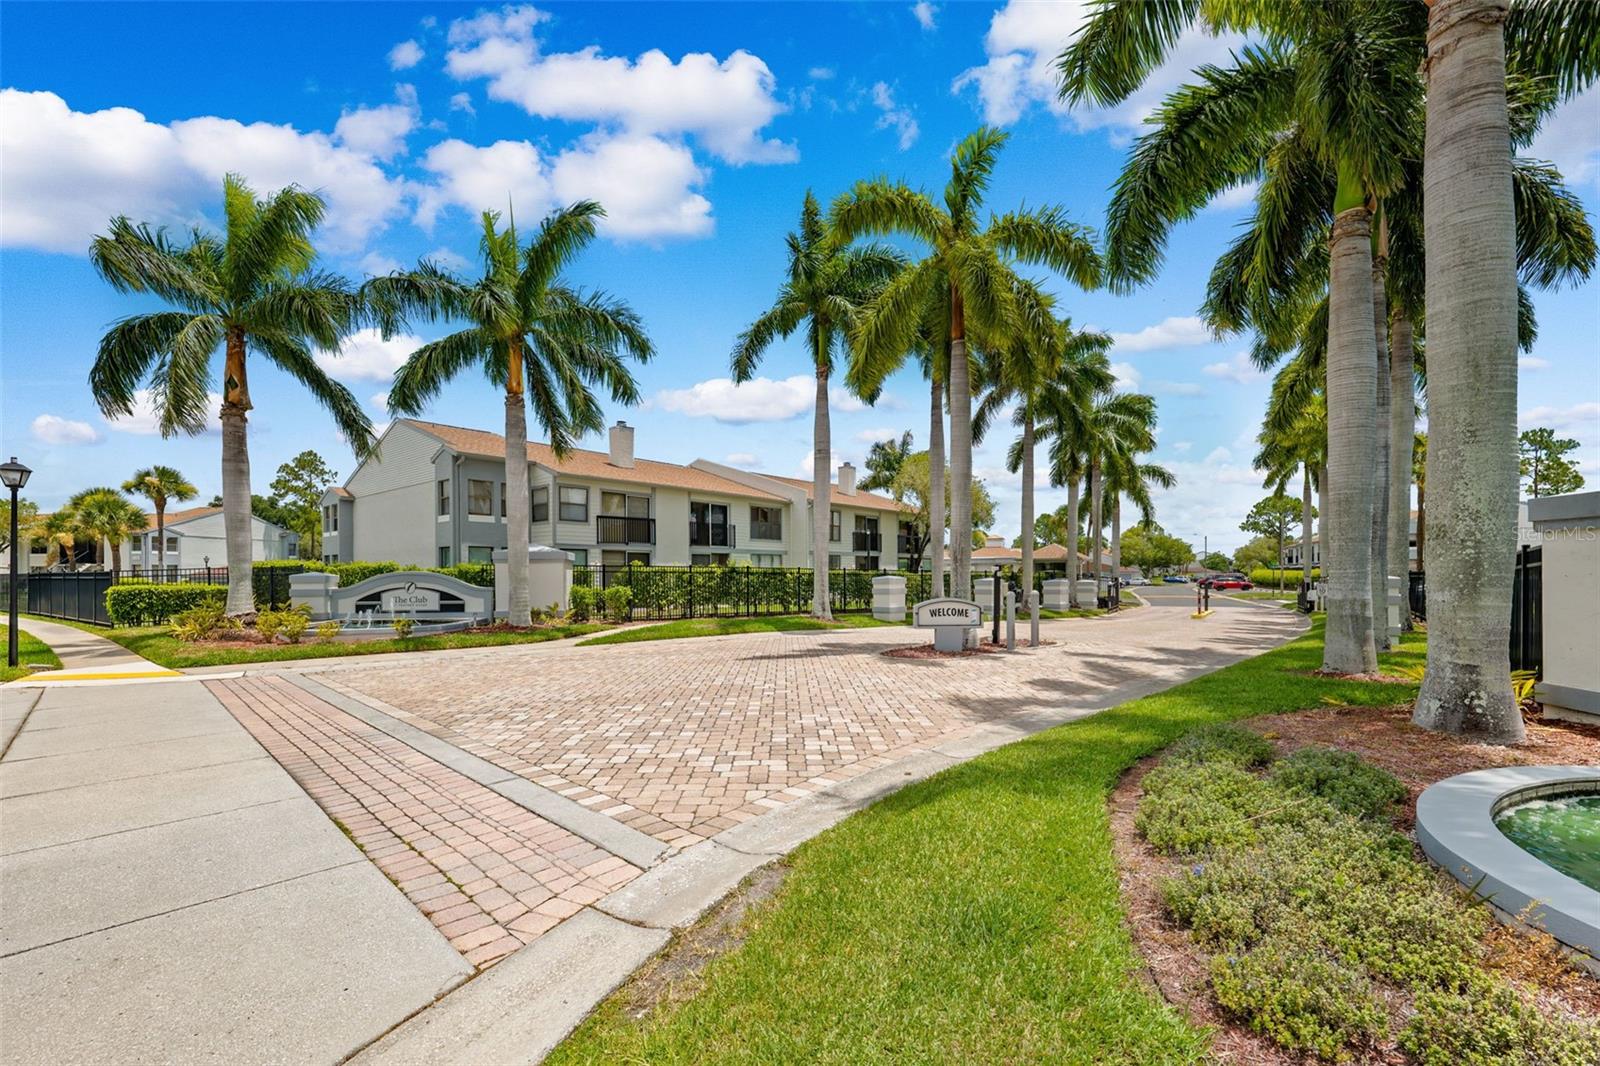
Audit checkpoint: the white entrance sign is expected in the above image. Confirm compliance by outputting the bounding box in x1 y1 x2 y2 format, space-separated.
383 582 441 612
913 597 982 651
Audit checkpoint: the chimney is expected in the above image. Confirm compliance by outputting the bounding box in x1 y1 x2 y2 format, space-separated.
837 462 856 496
608 421 635 468
987 533 1005 548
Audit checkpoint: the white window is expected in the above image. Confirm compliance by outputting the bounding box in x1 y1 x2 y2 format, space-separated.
751 553 783 568
437 480 450 516
558 486 588 522
468 478 494 516
467 545 493 563
532 486 549 523
569 549 588 567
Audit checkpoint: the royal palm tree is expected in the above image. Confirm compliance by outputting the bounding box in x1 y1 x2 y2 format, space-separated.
1414 0 1597 741
1256 390 1326 593
833 127 1102 602
975 286 1112 592
69 488 147 573
1072 392 1158 601
733 192 903 620
122 465 198 572
1103 448 1175 583
368 203 652 627
90 176 373 615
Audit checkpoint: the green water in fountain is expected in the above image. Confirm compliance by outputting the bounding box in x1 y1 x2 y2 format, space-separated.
1494 792 1600 892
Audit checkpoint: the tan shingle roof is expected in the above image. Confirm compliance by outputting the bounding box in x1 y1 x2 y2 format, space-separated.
761 474 905 514
144 506 222 531
973 543 1020 561
403 419 784 502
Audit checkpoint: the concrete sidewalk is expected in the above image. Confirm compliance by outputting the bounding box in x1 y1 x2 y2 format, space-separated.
0 678 470 1065
8 615 178 683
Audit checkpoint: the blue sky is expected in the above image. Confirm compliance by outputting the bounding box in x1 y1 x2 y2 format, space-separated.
3 1 1597 552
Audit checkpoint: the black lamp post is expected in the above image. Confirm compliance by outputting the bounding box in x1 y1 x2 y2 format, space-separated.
2 456 33 668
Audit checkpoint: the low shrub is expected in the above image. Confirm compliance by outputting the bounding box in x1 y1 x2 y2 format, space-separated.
1248 567 1321 586
315 621 341 642
170 603 238 642
1210 933 1385 1060
256 608 310 644
569 584 599 622
1135 761 1281 854
1267 746 1408 822
1165 724 1276 769
602 584 632 623
109 582 226 626
1400 984 1600 1066
391 617 414 640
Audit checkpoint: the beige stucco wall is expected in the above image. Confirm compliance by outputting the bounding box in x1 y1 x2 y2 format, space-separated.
1531 491 1600 725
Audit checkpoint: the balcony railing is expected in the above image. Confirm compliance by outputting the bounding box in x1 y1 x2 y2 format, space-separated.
689 523 736 548
852 530 882 552
896 534 914 554
596 515 656 545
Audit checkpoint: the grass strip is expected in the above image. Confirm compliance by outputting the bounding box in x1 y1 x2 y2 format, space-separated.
0 624 64 683
549 619 1425 1065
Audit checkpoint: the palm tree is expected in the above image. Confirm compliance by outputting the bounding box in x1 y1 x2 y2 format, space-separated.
69 488 148 572
1412 430 1427 574
1103 449 1176 583
90 175 373 615
834 127 1102 603
1413 0 1597 741
733 192 903 620
975 286 1112 592
38 510 77 569
1257 389 1326 593
1074 392 1159 601
122 465 198 572
369 203 653 627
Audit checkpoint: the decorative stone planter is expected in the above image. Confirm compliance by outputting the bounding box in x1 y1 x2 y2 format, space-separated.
871 575 906 622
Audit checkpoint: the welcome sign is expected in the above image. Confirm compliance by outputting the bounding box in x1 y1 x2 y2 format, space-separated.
913 598 982 628
382 582 442 612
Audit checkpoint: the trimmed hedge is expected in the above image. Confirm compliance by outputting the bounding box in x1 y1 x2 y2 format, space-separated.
1249 567 1321 586
106 582 226 626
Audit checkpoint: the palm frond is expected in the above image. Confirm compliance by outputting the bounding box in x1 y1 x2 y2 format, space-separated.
252 330 376 456
519 201 604 307
89 218 218 312
830 179 946 247
387 328 494 415
1512 157 1597 290
1506 0 1600 100
1056 0 1204 107
987 206 1103 289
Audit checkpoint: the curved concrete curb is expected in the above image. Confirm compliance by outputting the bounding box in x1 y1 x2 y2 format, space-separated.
1416 765 1600 965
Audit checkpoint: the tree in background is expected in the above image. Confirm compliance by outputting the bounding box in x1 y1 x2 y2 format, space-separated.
122 465 197 570
1202 551 1232 573
369 203 652 627
68 487 147 572
1518 428 1586 497
268 450 338 558
859 431 914 493
1240 493 1313 589
1121 525 1194 576
90 175 374 615
0 498 39 559
38 511 77 568
733 192 903 620
890 451 994 574
1032 504 1077 551
1232 535 1280 575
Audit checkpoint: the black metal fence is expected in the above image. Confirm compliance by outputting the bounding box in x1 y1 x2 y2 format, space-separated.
1 571 116 626
1409 545 1542 674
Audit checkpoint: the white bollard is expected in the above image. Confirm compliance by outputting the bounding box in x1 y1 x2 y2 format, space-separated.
1005 590 1016 650
872 574 907 622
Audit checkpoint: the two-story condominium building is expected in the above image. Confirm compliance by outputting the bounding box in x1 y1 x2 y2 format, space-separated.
320 419 907 570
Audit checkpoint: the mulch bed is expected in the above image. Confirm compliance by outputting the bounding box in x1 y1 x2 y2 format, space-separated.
1110 703 1600 1065
882 637 1054 659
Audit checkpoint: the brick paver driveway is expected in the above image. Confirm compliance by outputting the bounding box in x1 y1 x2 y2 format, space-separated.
317 598 1302 849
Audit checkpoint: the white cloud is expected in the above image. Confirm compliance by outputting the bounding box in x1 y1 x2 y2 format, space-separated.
656 372 870 419
1520 402 1600 431
388 39 424 70
358 251 403 276
1527 88 1600 190
1109 315 1212 353
449 92 476 115
425 246 472 272
1202 352 1265 385
911 1 938 30
445 5 796 165
333 99 417 161
1518 355 1550 370
855 427 901 443
318 328 421 383
808 66 836 81
1110 361 1141 390
1151 380 1205 396
104 388 222 436
1203 446 1231 464
1207 181 1259 212
1171 441 1193 453
369 392 390 412
952 0 1242 140
725 452 759 466
870 82 920 150
413 133 712 239
30 414 101 446
0 89 407 254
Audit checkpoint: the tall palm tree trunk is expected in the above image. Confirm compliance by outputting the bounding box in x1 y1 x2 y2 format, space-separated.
1415 476 1426 571
948 291 973 602
1371 245 1393 650
812 365 834 620
1323 203 1379 674
1414 0 1523 742
503 360 532 627
156 506 166 570
928 369 946 597
1390 311 1417 629
1089 457 1104 604
1301 465 1314 590
1065 472 1082 608
221 329 255 616
1019 414 1035 592
1110 494 1122 587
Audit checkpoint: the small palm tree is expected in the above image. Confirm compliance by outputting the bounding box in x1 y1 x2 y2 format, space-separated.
975 283 1113 592
834 126 1102 600
89 175 373 615
69 488 148 572
122 465 198 572
733 192 903 619
38 510 77 569
368 203 653 627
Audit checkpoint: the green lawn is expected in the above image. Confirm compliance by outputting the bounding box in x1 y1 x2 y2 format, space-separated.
577 613 902 646
0 624 63 683
1224 590 1300 603
550 619 1426 1065
22 614 611 669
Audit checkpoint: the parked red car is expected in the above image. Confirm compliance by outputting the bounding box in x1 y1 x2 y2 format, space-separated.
1209 573 1254 591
